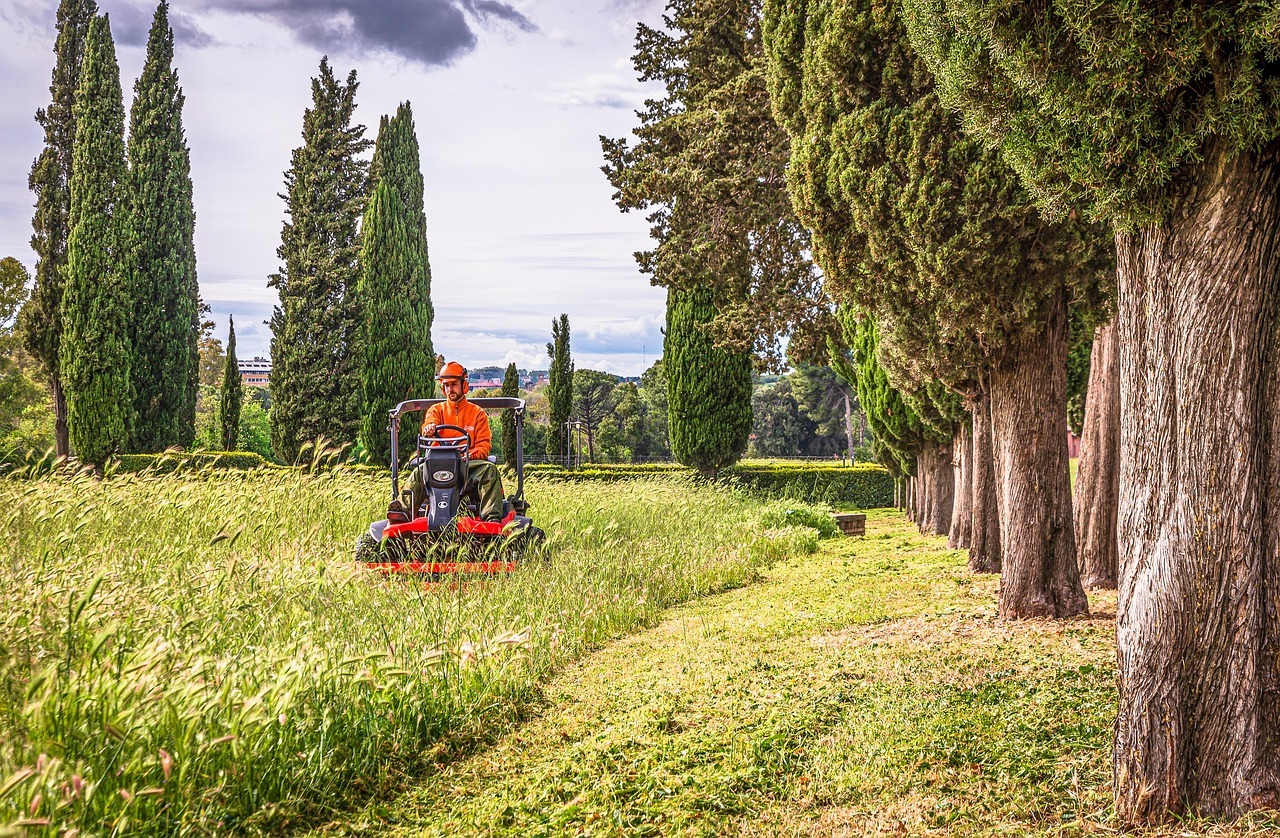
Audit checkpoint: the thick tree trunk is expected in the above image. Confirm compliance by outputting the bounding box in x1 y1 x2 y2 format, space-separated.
988 292 1086 619
1073 320 1119 589
915 440 953 537
969 389 1001 573
948 421 972 550
1113 145 1280 824
53 377 69 459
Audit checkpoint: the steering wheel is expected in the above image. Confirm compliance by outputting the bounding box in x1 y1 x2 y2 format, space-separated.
421 423 472 455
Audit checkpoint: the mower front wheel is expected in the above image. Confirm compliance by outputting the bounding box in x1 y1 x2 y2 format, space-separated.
354 533 381 563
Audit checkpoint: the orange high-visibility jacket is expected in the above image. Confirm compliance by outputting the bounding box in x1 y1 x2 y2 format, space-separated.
422 398 491 460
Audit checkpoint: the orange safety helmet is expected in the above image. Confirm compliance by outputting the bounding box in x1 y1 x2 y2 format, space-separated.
436 361 469 392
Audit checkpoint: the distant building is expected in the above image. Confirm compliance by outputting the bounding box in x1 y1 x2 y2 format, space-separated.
238 356 271 387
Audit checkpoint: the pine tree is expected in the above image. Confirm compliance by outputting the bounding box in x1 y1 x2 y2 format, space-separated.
500 362 518 464
269 57 370 463
665 286 751 477
220 315 242 451
60 13 131 468
545 314 573 461
128 1 199 452
901 0 1280 821
22 0 98 458
357 103 434 466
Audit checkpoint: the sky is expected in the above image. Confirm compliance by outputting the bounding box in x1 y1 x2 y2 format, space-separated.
0 0 671 377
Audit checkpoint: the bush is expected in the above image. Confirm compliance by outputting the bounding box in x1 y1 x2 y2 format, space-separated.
760 504 842 538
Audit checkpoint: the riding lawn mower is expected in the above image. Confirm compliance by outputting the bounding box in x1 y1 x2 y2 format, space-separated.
354 397 545 577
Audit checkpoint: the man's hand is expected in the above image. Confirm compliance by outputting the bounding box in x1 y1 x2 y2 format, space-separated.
423 423 437 437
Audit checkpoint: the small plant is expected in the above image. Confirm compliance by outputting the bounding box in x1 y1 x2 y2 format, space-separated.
760 503 842 538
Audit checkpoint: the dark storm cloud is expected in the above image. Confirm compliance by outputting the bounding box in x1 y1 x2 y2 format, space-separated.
195 0 537 66
4 1 214 48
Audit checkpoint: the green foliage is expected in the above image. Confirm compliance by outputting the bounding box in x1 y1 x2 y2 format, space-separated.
0 473 806 833
269 58 371 464
900 0 1280 227
666 286 752 477
220 316 242 451
762 0 1111 396
572 368 619 462
60 14 131 468
237 399 272 461
23 0 98 415
759 503 842 538
0 267 54 452
358 102 434 467
545 314 573 459
602 0 830 368
499 363 518 464
127 1 199 452
639 358 670 457
726 462 895 507
750 378 810 457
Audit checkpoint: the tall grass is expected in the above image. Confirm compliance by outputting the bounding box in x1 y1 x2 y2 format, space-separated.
0 469 816 834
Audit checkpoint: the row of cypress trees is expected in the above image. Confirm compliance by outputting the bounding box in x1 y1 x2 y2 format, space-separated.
23 0 199 467
267 62 435 466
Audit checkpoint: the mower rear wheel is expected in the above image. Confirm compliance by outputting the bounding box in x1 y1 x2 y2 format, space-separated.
354 533 381 563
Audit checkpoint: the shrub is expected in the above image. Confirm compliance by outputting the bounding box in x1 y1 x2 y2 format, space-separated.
725 463 894 508
760 504 842 538
112 451 270 474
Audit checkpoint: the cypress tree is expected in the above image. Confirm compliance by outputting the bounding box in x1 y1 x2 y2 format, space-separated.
356 103 434 466
22 0 98 458
60 13 131 468
901 0 1280 820
128 0 199 452
763 0 1110 617
500 362 518 464
665 286 751 478
603 0 829 369
545 314 573 462
269 58 370 463
220 315 242 451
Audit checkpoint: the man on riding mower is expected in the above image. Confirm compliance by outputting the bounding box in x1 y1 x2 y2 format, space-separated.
407 361 505 522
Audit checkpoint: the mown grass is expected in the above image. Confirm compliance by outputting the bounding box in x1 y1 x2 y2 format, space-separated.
0 468 823 834
325 510 1279 837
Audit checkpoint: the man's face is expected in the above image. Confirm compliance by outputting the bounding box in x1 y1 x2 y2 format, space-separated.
441 377 466 403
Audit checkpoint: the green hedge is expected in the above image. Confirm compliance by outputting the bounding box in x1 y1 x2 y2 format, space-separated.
723 463 894 508
112 451 272 474
524 461 894 508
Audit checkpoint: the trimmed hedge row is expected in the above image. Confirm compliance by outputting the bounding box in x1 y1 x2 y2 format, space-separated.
525 461 894 508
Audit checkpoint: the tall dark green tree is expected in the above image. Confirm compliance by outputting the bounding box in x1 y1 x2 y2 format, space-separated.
127 1 199 452
763 0 1109 616
356 103 434 466
665 286 752 477
220 315 242 451
269 58 370 463
60 13 131 468
23 0 97 458
901 0 1280 821
499 362 518 464
545 314 573 462
603 0 829 369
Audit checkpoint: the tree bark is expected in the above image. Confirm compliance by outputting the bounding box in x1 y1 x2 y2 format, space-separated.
988 291 1086 619
1073 320 1119 589
54 377 69 459
1113 144 1280 824
969 389 1001 573
916 440 954 537
949 421 972 550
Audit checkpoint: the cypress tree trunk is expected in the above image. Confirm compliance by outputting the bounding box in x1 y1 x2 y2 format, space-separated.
988 293 1086 618
1074 320 1119 589
949 421 972 550
1113 145 1280 823
969 389 1001 573
915 440 953 537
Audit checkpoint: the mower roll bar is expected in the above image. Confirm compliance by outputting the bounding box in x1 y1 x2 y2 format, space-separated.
387 397 527 505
